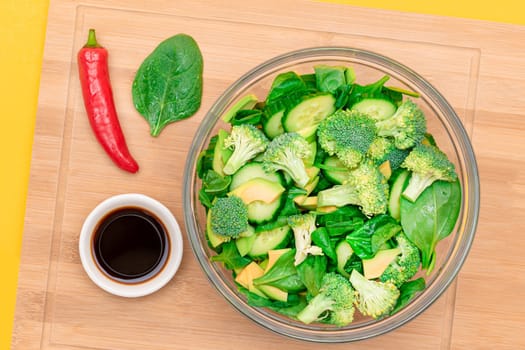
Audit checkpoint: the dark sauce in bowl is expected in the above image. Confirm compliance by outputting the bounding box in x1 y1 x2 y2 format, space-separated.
92 207 169 284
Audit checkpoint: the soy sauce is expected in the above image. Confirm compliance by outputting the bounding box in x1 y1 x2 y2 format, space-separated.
92 207 169 283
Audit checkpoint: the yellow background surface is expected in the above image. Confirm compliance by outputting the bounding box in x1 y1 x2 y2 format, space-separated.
0 0 522 348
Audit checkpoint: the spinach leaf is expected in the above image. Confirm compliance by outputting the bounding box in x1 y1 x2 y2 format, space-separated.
202 170 231 195
268 274 306 293
311 228 337 262
196 135 217 179
314 65 354 108
132 34 203 136
253 249 305 293
300 73 318 90
198 170 231 209
323 218 365 237
241 287 307 317
266 72 308 104
314 65 347 95
343 253 363 276
198 188 213 209
400 179 462 272
390 277 426 315
316 205 364 223
346 214 401 259
210 241 251 271
346 75 391 108
296 255 327 296
316 205 366 237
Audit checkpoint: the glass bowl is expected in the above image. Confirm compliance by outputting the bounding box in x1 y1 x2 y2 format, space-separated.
182 47 479 342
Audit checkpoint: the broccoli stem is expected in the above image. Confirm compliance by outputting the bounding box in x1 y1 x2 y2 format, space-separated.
296 295 334 324
285 153 310 188
317 184 358 208
402 172 437 202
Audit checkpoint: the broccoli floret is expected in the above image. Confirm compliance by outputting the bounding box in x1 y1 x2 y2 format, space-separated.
317 109 376 169
296 272 355 326
287 213 323 266
350 269 400 319
367 136 410 171
400 143 458 202
317 160 389 216
262 132 312 188
210 196 248 238
222 124 269 175
375 99 426 150
380 232 421 287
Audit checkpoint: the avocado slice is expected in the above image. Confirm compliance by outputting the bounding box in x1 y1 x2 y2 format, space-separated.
221 94 259 123
212 129 232 176
293 175 319 205
206 210 230 248
298 196 318 210
234 261 267 298
258 284 288 302
265 248 292 272
228 178 285 204
362 247 401 279
235 227 256 257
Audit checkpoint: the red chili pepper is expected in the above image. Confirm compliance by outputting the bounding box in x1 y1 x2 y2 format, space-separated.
77 29 139 173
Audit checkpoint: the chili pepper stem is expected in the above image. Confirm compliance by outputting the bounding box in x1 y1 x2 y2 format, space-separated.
85 28 101 48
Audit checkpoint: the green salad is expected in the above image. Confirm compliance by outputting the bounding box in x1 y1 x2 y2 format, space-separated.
196 65 461 327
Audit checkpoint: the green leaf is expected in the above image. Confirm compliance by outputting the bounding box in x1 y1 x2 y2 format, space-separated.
296 255 327 296
196 135 218 179
311 228 337 262
346 214 400 259
314 65 354 109
346 75 391 108
266 71 308 104
390 278 426 315
240 287 307 317
343 253 363 276
132 34 203 136
400 179 462 272
229 109 263 126
316 205 365 226
202 170 231 195
210 241 251 271
253 249 305 293
314 65 347 95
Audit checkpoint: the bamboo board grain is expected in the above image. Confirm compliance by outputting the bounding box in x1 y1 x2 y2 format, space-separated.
13 0 525 349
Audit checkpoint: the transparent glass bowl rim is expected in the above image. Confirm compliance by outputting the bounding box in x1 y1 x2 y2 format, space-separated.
183 46 480 342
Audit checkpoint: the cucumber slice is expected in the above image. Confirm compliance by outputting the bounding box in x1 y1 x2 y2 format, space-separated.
322 156 351 185
262 109 285 139
229 162 285 224
388 169 410 221
335 240 354 278
235 227 256 257
230 162 284 190
249 226 292 258
282 93 336 135
296 124 319 141
351 98 397 121
247 196 284 224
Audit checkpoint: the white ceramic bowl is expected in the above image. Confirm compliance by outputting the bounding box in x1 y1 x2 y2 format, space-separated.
79 193 183 298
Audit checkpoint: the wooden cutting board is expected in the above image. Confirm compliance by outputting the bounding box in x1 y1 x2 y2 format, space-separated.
13 0 525 349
